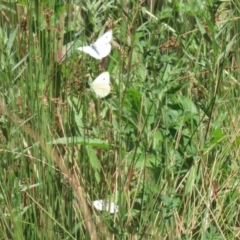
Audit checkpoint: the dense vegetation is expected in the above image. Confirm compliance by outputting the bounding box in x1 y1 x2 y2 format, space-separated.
0 0 239 239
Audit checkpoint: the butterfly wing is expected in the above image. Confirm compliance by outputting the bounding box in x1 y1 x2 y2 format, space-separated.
93 200 104 211
93 199 118 213
93 29 112 45
91 83 110 98
77 30 112 59
105 202 119 214
91 72 110 98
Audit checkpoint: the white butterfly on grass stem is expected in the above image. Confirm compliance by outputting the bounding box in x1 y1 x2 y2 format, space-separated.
91 72 111 98
93 199 119 214
77 30 112 60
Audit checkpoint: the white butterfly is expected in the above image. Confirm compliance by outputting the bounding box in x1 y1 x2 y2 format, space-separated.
91 72 111 98
93 199 119 214
77 30 112 60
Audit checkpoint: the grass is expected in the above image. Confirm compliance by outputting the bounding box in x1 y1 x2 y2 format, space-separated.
0 0 240 239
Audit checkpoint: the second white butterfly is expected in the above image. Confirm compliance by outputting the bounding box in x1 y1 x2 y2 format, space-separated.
93 199 119 214
91 72 111 98
78 30 112 60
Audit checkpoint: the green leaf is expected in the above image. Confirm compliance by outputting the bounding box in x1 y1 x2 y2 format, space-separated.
86 146 101 184
48 137 109 149
7 26 18 51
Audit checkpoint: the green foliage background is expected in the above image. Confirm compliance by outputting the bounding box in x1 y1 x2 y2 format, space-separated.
0 0 239 239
